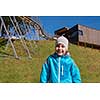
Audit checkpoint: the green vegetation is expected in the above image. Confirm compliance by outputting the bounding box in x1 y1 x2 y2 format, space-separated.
0 38 100 83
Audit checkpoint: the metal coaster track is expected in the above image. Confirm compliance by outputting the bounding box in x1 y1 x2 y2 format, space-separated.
18 16 51 39
0 16 52 59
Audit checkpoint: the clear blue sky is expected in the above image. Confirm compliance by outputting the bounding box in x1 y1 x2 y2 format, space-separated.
39 16 100 36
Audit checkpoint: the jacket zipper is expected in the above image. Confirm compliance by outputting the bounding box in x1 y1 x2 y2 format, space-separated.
62 65 64 76
58 57 61 83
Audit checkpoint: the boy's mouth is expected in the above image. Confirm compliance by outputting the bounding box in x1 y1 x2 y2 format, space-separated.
56 51 64 55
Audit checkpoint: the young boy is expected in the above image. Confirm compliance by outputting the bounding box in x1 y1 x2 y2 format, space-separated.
40 36 81 83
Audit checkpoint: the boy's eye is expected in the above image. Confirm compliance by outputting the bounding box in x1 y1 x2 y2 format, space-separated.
56 45 59 47
61 45 65 48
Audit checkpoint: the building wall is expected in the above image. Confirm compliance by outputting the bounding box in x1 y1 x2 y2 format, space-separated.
68 25 78 43
54 24 100 46
78 24 100 46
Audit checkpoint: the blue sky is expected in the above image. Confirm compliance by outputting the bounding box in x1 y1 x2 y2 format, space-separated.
39 16 100 36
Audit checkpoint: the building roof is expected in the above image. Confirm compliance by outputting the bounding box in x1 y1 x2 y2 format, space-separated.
54 27 69 35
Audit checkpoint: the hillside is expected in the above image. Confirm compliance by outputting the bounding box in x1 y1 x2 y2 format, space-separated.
0 38 100 83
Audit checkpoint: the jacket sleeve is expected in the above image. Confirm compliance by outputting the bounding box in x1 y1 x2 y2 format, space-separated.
40 59 50 83
70 61 81 83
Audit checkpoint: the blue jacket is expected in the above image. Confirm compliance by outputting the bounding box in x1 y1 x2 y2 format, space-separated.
40 53 81 83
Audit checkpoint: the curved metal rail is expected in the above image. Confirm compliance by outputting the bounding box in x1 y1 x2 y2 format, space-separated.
0 16 52 59
18 16 51 39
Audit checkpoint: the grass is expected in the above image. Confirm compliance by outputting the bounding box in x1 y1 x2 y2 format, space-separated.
69 44 100 82
0 38 100 83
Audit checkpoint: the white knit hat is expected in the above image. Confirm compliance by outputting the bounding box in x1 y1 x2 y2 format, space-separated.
56 36 69 51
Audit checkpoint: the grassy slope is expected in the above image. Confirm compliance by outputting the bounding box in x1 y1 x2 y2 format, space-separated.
0 39 100 83
69 44 100 82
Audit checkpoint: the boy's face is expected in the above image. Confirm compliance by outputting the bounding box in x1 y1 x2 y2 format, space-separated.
55 43 66 56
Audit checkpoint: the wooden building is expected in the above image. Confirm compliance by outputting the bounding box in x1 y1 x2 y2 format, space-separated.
54 27 70 40
54 24 100 49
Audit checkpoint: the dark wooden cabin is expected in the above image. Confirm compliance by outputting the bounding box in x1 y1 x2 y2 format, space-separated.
54 24 100 49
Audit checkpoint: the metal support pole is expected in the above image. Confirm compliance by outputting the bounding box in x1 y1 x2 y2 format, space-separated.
0 16 19 59
13 16 32 58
